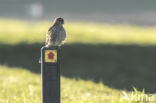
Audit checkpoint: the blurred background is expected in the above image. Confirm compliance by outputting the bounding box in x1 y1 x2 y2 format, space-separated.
0 0 156 102
1 0 156 25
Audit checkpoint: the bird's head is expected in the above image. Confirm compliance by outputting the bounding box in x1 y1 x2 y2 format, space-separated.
54 17 64 25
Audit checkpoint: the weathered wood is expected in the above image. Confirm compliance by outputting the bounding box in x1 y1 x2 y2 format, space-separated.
41 46 60 103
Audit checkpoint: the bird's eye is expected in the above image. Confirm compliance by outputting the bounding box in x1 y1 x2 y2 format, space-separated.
56 18 64 23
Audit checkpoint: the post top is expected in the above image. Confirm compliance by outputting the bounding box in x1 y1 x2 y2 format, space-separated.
41 46 60 50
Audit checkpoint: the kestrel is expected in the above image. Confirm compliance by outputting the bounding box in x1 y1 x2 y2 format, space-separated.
39 17 66 63
45 17 66 47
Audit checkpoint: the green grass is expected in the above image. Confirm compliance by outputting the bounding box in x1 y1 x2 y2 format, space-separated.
1 19 156 45
0 19 156 103
0 66 155 103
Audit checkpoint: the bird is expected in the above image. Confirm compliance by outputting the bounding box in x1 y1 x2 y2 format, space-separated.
39 17 66 63
45 17 66 47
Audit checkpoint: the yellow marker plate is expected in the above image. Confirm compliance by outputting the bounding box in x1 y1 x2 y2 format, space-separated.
45 50 57 63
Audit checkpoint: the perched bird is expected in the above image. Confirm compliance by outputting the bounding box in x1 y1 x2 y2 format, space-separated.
45 17 66 47
39 17 66 63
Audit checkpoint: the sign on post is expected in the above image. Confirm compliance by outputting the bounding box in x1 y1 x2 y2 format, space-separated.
41 46 60 103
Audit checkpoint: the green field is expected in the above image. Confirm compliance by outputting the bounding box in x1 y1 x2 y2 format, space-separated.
1 20 156 45
0 19 156 103
0 66 155 103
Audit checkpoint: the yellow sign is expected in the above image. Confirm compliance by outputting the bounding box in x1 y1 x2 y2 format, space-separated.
45 50 57 63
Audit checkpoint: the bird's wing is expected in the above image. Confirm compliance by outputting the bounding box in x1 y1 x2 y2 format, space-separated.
45 31 50 45
45 26 58 45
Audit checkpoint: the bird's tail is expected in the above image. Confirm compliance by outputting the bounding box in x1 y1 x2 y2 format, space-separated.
39 57 41 63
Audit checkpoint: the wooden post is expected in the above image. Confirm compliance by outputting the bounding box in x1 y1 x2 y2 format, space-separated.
41 46 60 103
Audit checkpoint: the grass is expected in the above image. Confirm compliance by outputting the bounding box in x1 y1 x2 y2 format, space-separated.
1 19 156 45
0 65 155 103
0 19 156 103
0 66 41 103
